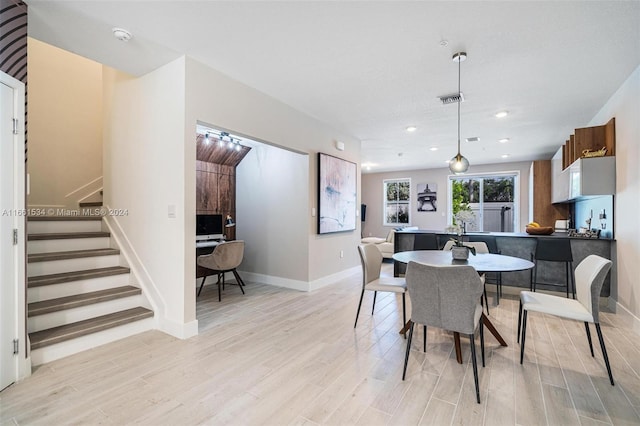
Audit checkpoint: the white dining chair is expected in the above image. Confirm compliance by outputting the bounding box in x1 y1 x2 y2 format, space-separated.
355 244 407 330
518 254 614 385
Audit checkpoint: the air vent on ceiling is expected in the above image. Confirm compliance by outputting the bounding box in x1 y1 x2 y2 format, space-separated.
438 92 465 105
466 137 480 143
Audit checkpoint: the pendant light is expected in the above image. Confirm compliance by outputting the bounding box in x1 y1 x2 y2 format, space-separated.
449 51 470 174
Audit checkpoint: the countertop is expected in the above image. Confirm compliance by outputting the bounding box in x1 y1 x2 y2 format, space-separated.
396 229 614 241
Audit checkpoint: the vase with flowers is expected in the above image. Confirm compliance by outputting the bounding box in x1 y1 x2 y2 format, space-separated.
445 210 477 260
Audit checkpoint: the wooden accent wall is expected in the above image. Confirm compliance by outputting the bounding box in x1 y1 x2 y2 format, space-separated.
532 160 569 227
196 160 236 240
562 118 615 169
195 133 251 241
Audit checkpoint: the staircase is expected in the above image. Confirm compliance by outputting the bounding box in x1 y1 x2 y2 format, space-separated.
27 211 154 365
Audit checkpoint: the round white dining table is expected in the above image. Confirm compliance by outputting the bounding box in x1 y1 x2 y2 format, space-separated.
392 250 535 273
392 250 534 364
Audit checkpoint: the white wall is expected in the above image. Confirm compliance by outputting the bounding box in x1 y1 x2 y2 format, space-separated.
361 161 532 238
588 66 640 322
236 143 309 282
102 57 193 336
184 57 361 285
27 38 103 209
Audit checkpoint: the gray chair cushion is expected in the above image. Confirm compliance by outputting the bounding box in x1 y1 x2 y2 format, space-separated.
405 261 483 335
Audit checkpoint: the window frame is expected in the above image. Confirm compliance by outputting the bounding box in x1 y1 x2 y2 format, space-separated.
383 178 411 226
447 171 520 232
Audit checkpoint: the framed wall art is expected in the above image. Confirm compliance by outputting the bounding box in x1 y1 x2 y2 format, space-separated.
317 152 357 234
417 183 437 212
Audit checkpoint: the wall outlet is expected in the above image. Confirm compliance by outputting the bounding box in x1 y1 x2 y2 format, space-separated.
340 250 344 258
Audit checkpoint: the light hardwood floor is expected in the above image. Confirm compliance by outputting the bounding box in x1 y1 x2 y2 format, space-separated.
2 263 639 425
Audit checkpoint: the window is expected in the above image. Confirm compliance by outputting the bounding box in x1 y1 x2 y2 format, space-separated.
448 172 519 232
384 179 410 226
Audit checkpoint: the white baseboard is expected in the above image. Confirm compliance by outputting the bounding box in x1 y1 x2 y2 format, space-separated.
238 265 360 292
614 301 640 336
238 271 310 291
158 318 198 339
308 265 360 291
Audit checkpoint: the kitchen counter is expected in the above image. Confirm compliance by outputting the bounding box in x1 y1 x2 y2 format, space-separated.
394 229 614 296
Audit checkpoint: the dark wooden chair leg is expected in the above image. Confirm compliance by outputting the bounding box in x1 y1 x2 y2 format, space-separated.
402 321 414 380
232 269 246 294
584 322 594 356
197 275 207 297
354 290 365 328
469 333 481 404
217 274 222 302
519 310 528 364
517 299 522 343
480 322 485 368
371 291 377 314
402 293 407 339
595 323 615 386
423 325 427 352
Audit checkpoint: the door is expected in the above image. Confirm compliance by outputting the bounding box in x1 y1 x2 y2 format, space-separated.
0 72 26 389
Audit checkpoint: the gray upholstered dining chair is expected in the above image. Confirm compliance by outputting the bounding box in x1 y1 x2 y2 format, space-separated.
197 240 246 301
442 240 491 315
518 254 614 385
402 261 485 403
355 244 407 330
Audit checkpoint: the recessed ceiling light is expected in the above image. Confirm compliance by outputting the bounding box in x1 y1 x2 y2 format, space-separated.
495 111 509 118
112 27 132 42
406 126 417 132
501 154 510 158
430 147 438 151
499 138 510 143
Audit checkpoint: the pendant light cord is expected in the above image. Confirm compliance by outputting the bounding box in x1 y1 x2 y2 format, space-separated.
457 55 461 156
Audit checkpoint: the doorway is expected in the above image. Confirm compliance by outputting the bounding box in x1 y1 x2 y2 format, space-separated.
1 71 27 389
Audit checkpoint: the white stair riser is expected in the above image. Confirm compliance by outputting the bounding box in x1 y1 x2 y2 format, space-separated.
28 237 110 254
28 254 120 276
28 294 145 333
28 274 132 303
30 317 154 366
28 220 102 234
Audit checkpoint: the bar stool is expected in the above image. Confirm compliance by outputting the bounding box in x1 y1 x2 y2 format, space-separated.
530 238 575 298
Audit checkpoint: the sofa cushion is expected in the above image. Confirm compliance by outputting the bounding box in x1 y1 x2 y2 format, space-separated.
361 236 386 244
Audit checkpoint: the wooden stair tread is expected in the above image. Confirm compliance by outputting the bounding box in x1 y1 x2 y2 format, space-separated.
79 202 103 207
28 216 102 221
28 232 110 241
28 286 141 317
28 248 120 263
28 266 131 287
29 307 153 350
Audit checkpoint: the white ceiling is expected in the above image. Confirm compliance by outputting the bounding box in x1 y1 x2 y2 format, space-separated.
26 1 640 173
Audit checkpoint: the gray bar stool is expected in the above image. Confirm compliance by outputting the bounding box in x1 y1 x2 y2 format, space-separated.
530 238 575 298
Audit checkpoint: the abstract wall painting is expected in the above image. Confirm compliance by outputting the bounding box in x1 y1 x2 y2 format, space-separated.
318 153 357 234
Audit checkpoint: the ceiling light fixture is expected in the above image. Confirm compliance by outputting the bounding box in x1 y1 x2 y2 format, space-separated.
205 133 211 144
449 51 469 175
406 126 417 132
430 147 438 151
499 138 510 143
501 154 510 158
495 110 509 118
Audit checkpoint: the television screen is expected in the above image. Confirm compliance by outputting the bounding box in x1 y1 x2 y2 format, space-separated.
196 214 223 237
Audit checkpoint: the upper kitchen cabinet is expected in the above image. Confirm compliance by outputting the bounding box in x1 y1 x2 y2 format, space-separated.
553 118 616 203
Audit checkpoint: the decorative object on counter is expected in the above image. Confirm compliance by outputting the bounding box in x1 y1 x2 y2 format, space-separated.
525 226 554 235
581 147 607 158
568 229 601 239
599 209 607 229
225 214 235 227
448 51 470 175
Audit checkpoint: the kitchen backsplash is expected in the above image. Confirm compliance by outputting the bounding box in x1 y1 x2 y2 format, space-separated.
572 195 614 239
